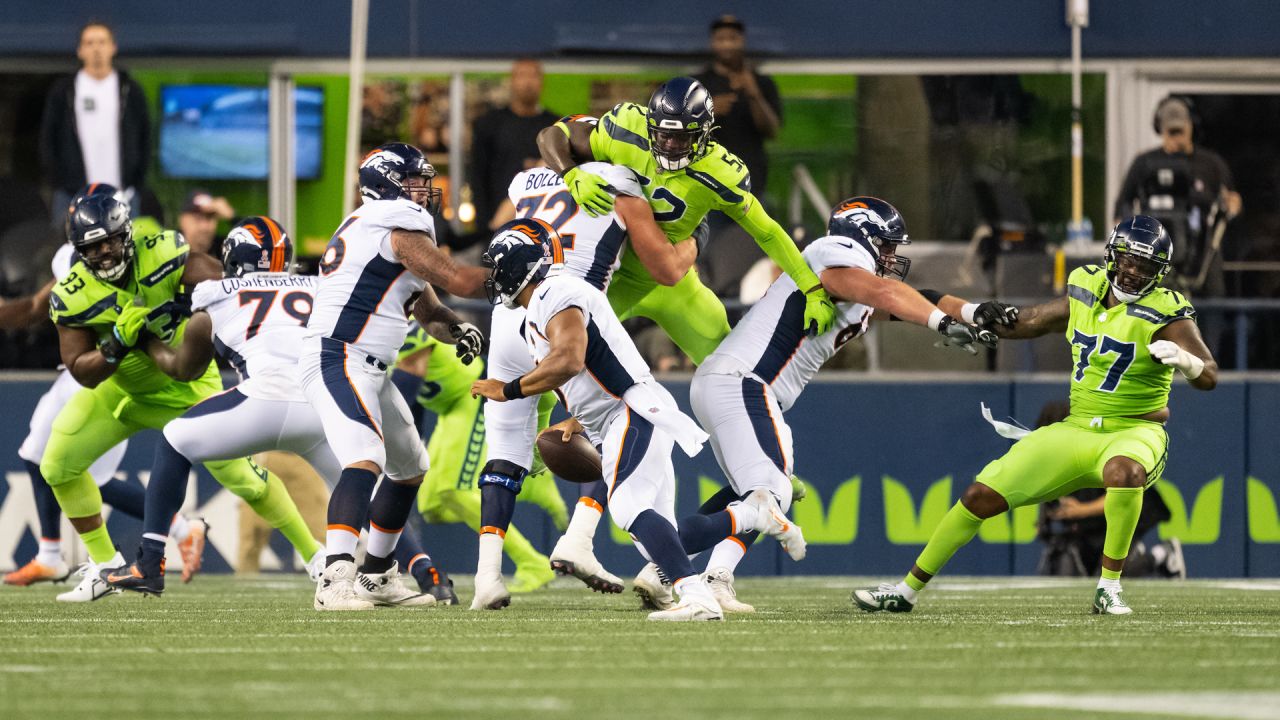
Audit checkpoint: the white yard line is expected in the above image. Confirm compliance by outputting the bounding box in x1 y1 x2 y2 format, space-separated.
993 692 1280 719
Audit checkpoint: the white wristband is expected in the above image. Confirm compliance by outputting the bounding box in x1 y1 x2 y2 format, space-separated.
1179 352 1205 380
927 308 948 331
961 303 980 324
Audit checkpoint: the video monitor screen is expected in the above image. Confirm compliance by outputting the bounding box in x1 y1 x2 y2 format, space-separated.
160 85 322 179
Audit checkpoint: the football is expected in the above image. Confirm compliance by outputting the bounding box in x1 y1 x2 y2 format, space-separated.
536 428 602 483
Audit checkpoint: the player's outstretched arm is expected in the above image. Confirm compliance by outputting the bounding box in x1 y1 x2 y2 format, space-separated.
390 229 489 299
614 195 697 286
472 308 586 402
179 248 223 286
58 324 117 388
411 285 484 365
145 310 214 382
992 295 1070 339
1150 318 1218 391
0 279 54 329
822 267 996 351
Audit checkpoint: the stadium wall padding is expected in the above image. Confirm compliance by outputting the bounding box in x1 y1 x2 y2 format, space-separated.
1 377 1275 578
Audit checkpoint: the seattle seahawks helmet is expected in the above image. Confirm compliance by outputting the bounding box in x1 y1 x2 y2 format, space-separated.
358 142 442 214
1105 215 1173 302
646 77 715 171
222 216 294 277
64 183 121 241
481 218 563 309
828 196 911 281
67 193 134 283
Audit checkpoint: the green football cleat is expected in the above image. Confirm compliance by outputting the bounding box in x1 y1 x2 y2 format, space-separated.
790 476 808 503
1092 586 1133 615
852 583 914 613
509 562 555 594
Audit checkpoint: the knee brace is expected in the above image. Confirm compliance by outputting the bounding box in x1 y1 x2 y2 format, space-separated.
478 460 527 494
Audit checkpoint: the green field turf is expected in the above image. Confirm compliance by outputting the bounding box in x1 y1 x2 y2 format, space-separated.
2 575 1278 720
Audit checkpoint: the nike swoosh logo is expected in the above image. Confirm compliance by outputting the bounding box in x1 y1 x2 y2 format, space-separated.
836 242 855 250
538 288 550 300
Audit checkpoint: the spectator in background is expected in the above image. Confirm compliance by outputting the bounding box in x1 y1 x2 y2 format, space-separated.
469 59 559 233
694 15 782 195
1115 96 1242 295
178 189 235 256
39 21 150 224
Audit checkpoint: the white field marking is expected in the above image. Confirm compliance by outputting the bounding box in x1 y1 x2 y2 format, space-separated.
0 665 46 673
993 692 1280 719
1205 581 1280 592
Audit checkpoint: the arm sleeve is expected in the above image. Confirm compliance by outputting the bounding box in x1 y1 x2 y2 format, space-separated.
723 194 822 292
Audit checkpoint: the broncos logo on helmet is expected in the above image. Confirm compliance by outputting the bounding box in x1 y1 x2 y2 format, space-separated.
358 142 442 214
828 196 911 281
481 218 562 309
222 216 294 277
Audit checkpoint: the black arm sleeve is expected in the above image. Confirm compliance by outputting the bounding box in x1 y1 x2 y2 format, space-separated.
917 288 945 304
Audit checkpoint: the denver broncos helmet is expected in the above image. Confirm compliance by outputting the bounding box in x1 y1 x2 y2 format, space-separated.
1105 215 1173 301
828 196 911 281
481 218 563 309
358 142 442 214
222 216 294 277
646 77 715 171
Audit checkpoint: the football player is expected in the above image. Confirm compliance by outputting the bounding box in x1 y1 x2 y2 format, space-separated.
303 142 488 611
42 195 318 602
663 197 997 612
536 76 838 365
472 224 802 621
854 216 1217 615
472 161 702 609
6 184 203 587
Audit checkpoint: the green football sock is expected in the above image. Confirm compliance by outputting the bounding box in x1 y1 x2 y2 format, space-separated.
242 470 322 560
911 501 986 583
1102 486 1144 574
78 524 117 565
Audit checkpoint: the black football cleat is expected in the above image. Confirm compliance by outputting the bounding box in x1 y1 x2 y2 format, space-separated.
102 548 165 597
423 567 458 605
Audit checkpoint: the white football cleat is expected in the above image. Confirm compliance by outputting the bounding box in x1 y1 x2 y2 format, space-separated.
704 567 754 613
550 533 624 594
470 571 511 610
304 546 327 582
747 489 807 561
314 560 374 611
632 562 675 611
56 552 125 603
356 562 435 607
648 576 723 622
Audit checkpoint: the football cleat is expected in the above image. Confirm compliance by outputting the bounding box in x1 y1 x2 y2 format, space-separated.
648 577 723 622
470 571 512 611
102 552 166 597
509 562 555 594
178 517 208 584
314 560 374 611
56 553 125 603
1158 538 1187 580
550 533 624 594
356 562 435 607
3 558 72 586
852 583 915 613
304 546 327 582
747 489 807 561
632 562 675 611
704 567 754 614
422 566 459 605
1092 586 1133 615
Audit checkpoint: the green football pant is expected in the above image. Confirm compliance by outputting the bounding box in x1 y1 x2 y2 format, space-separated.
607 249 730 365
42 382 318 563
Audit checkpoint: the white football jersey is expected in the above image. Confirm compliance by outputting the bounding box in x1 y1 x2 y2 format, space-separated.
305 198 434 365
704 235 877 411
508 162 641 291
52 243 77 281
192 273 318 401
524 273 654 440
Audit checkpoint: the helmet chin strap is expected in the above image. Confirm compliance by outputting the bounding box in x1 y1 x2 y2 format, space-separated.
1110 281 1145 304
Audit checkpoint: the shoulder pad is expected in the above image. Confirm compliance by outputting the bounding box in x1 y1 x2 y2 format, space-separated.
50 262 120 326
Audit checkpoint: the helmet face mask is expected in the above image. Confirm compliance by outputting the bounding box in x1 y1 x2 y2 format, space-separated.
646 77 715 172
359 142 442 214
68 194 134 283
1105 216 1172 302
828 196 911 282
79 232 134 283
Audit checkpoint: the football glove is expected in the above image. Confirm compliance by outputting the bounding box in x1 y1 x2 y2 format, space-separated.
451 322 485 365
803 286 837 337
935 316 998 355
98 332 128 364
563 166 615 217
1147 340 1205 379
114 304 152 348
972 301 1020 328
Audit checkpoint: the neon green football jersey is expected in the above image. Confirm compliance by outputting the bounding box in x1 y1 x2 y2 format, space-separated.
1065 264 1197 419
588 102 759 244
49 230 213 400
396 325 482 416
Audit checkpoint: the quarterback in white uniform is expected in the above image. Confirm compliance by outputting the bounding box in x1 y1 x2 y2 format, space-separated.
474 162 701 609
303 142 488 612
473 225 793 621
689 197 1000 611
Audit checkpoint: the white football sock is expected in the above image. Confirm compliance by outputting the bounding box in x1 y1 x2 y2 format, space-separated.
565 498 603 544
169 514 190 543
895 581 918 604
706 536 749 576
726 502 762 534
366 524 402 561
37 539 62 567
1098 577 1122 591
476 532 504 579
